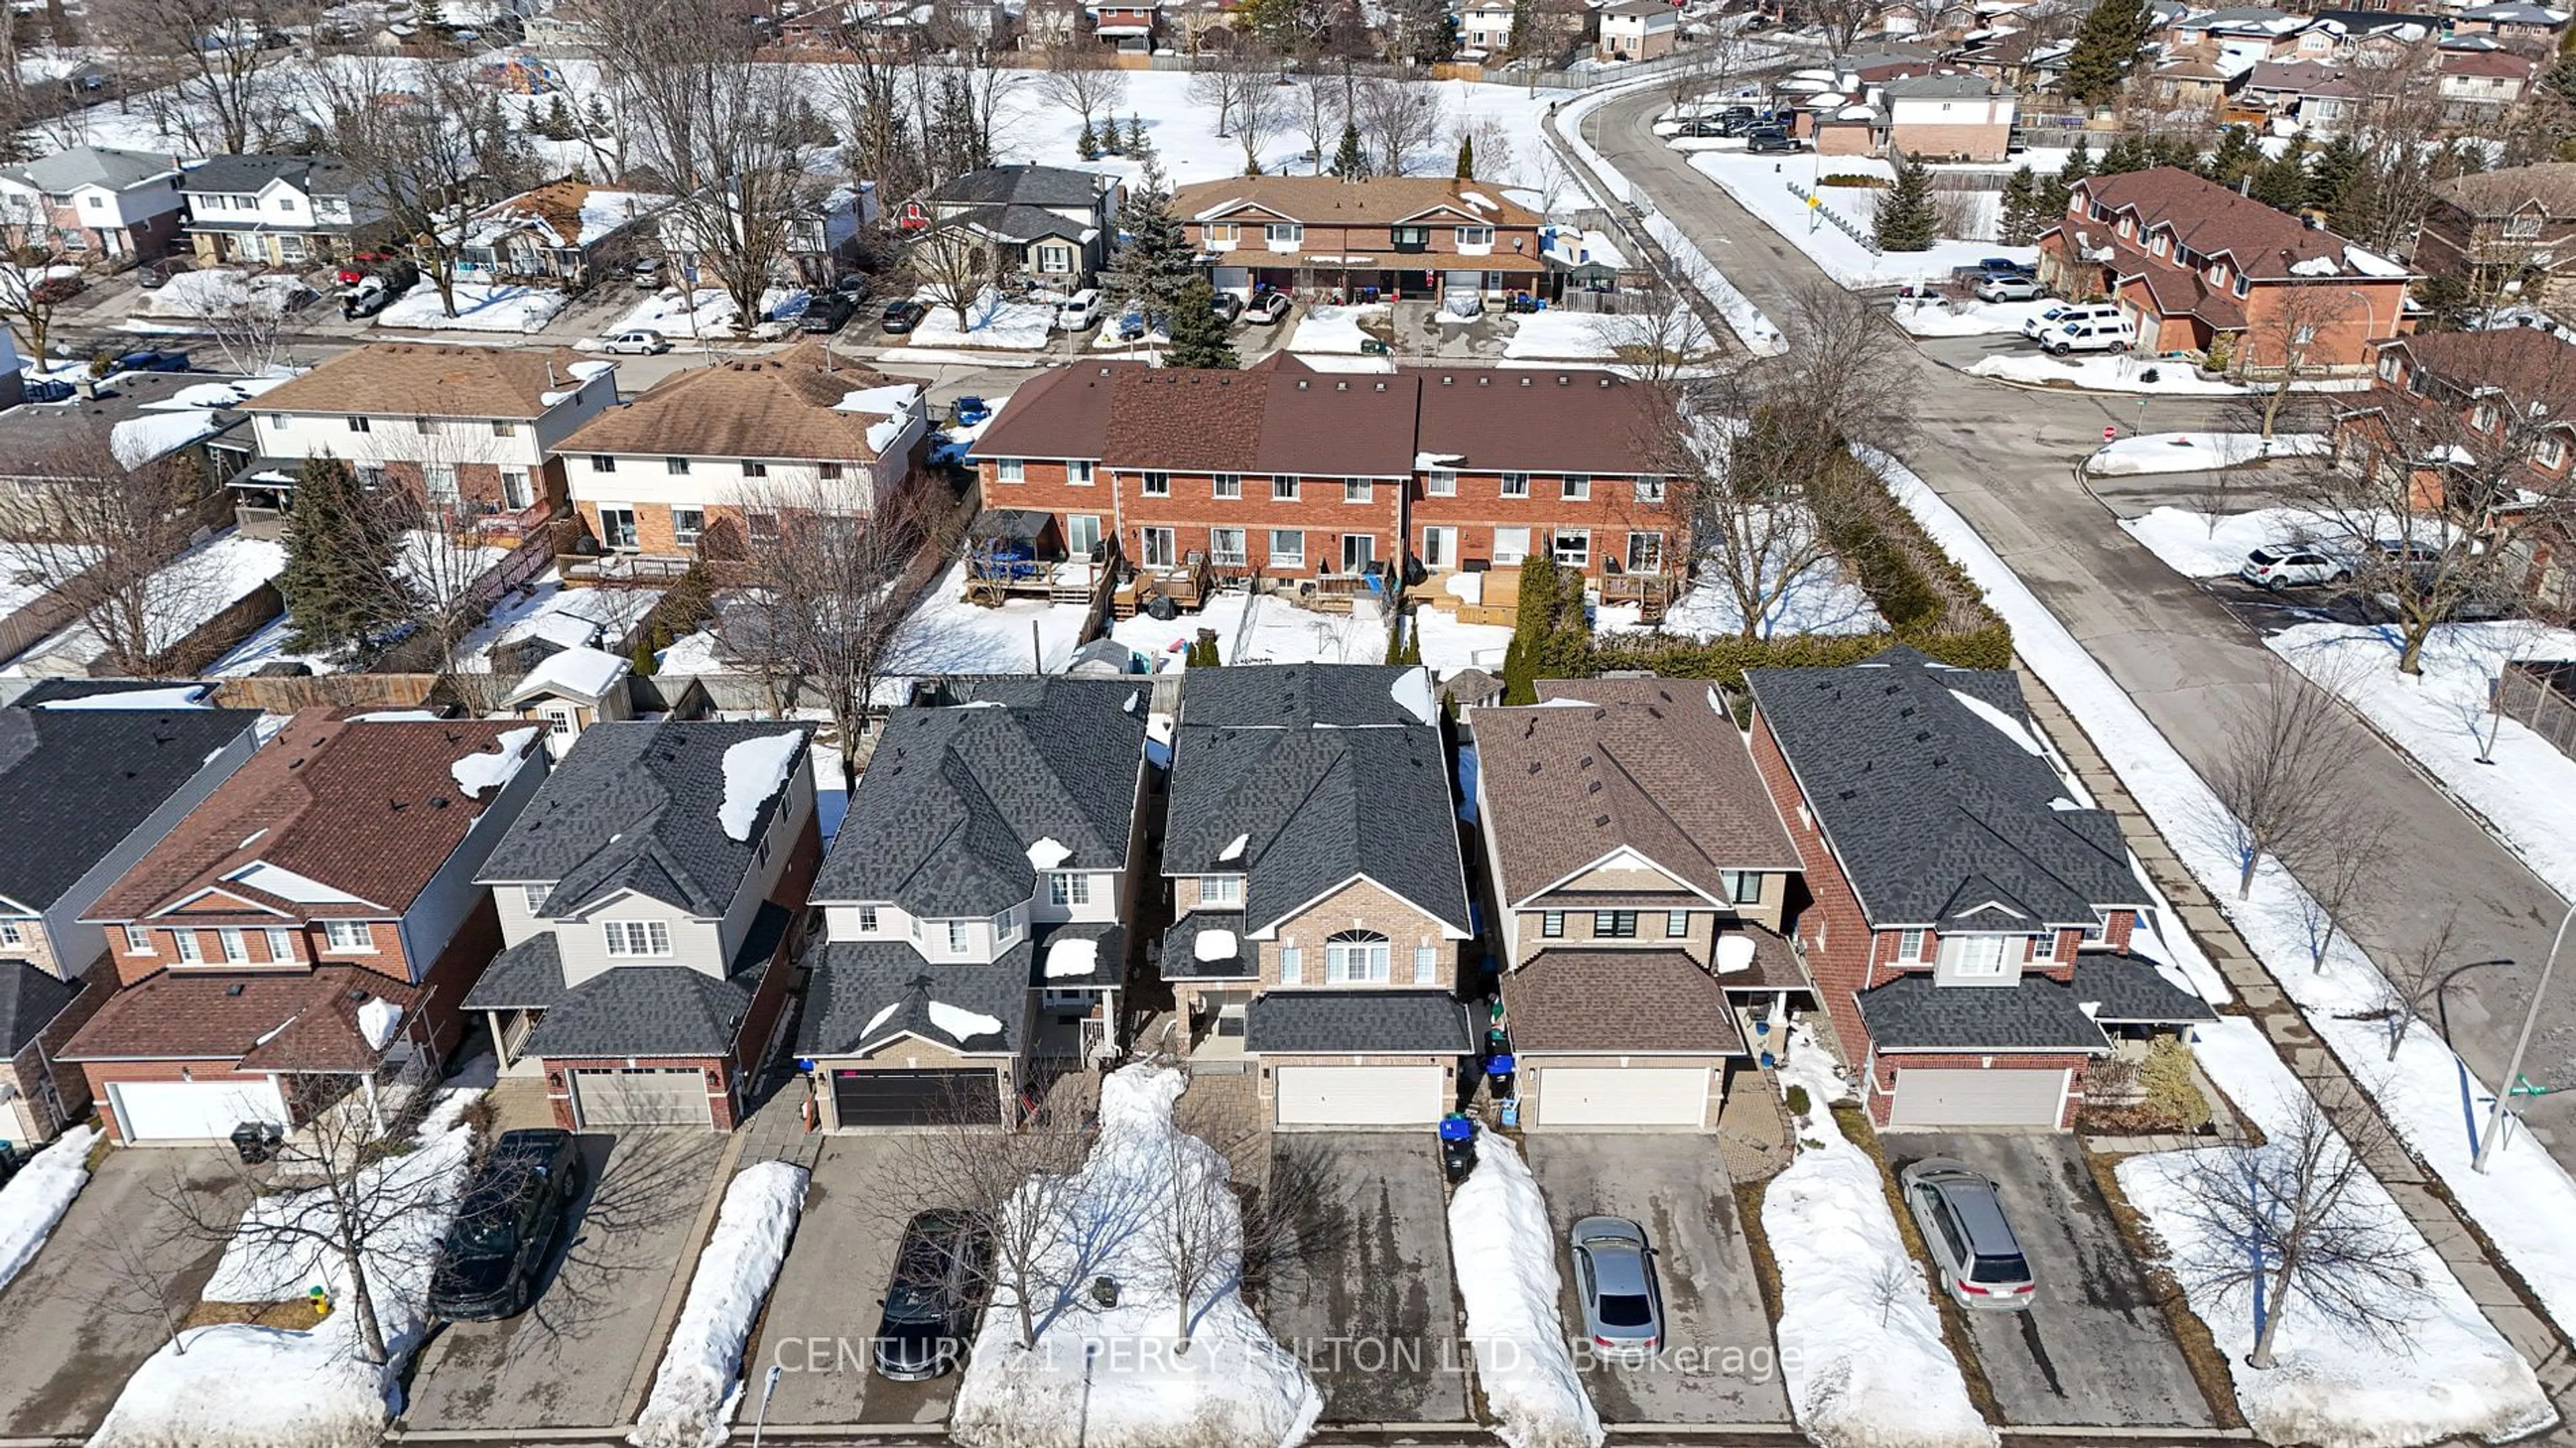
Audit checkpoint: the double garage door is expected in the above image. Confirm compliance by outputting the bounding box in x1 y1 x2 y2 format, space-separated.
1533 1067 1709 1128
1886 1068 2068 1129
831 1069 1002 1128
110 1079 290 1143
570 1068 715 1129
1273 1065 1444 1128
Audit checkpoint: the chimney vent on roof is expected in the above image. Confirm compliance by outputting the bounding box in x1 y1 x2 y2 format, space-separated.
1336 380 1347 390
1442 376 1453 385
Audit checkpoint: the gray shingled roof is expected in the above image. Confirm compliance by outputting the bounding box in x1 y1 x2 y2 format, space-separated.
460 932 567 1012
967 204 1095 244
1745 648 2137 930
1160 911 1255 980
2070 953 2218 1024
1856 974 2113 1053
0 706 259 913
516 902 789 1057
928 164 1109 209
1030 921 1125 989
797 939 1030 1056
1180 664 1427 729
0 960 85 1056
477 720 812 919
812 678 1144 917
1 146 181 195
1244 990 1476 1054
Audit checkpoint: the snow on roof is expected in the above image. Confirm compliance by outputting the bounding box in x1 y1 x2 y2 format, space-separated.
2287 254 2342 277
30 683 211 709
1416 451 1468 469
1946 688 2047 756
928 1000 1004 1041
2344 245 2408 278
1391 668 1438 725
1044 937 1099 977
450 725 540 800
141 377 290 411
865 415 907 454
863 1000 901 1039
1219 832 1248 862
512 644 629 702
357 997 403 1051
1459 189 1500 213
1193 927 1238 962
226 860 377 905
108 411 225 468
1027 836 1073 870
835 381 921 416
718 731 805 841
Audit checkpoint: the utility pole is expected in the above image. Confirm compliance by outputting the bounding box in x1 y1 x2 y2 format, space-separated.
2476 905 2573 1172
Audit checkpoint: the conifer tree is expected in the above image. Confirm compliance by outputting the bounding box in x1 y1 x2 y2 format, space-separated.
1102 158 1201 322
1998 165 2043 245
1164 280 1240 369
1333 121 1368 178
1873 152 1939 252
2062 0 2149 107
1456 133 1475 180
278 456 407 660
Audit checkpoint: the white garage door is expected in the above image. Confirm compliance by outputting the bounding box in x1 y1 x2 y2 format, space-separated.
1887 1068 2067 1129
110 1079 289 1142
1536 1066 1709 1127
571 1068 714 1128
1273 1065 1443 1128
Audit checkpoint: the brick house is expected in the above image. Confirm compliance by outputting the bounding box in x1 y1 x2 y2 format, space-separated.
2036 167 2413 370
62 714 549 1143
0 701 260 1146
1814 74 2016 162
798 676 1148 1128
2413 162 2576 313
1169 176 1552 303
900 165 1122 289
463 721 817 1130
247 344 616 533
551 346 928 572
0 146 188 264
1742 649 2213 1129
1160 665 1477 1129
1470 678 1807 1131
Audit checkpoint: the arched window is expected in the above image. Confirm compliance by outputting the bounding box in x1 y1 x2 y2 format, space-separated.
1325 930 1390 984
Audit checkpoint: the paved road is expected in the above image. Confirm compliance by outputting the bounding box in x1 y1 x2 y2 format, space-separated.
1580 85 2576 1172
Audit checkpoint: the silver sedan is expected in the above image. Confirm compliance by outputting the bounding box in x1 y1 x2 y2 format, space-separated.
1567 1214 1663 1358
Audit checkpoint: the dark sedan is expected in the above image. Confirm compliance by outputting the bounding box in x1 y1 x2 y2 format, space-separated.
874 1210 991 1380
428 1129 586 1321
881 299 928 334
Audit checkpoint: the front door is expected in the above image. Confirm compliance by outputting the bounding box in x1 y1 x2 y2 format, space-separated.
1067 513 1103 559
1341 533 1375 574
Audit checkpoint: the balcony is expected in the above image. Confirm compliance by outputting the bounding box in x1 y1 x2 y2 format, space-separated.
558 551 697 587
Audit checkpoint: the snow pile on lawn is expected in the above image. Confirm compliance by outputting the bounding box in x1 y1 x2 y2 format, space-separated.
1108 591 1389 670
2116 1021 2555 1448
881 562 1091 687
1447 1129 1603 1448
1965 351 2242 395
601 286 807 340
1888 297 2048 338
2116 505 2386 580
1763 1035 1993 1448
2086 432 2328 476
1413 607 1514 677
1285 303 1387 355
902 289 1056 352
1503 307 1713 364
1684 152 2031 290
950 1065 1322 1448
458 574 665 670
718 731 806 841
377 280 570 334
140 268 312 319
0 1124 99 1293
631 1161 810 1448
95 1092 482 1448
8 530 283 674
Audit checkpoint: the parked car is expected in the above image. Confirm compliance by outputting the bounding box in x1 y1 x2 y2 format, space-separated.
954 395 991 426
1746 128 1799 154
2239 544 2348 591
1568 1215 1662 1357
835 272 874 303
800 291 858 333
630 258 662 290
882 299 928 333
2037 316 2133 354
1974 274 2044 303
2021 301 2121 340
136 257 194 290
1210 291 1244 323
341 277 398 319
873 1210 992 1381
113 349 191 373
592 327 672 355
1244 292 1293 325
1954 256 2035 285
429 1129 587 1321
2363 588 2517 623
1057 288 1104 331
1898 1159 2035 1310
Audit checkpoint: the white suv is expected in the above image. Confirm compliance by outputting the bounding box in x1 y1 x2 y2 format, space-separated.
2039 316 2133 354
2021 302 2121 340
2239 546 2349 591
1057 289 1103 331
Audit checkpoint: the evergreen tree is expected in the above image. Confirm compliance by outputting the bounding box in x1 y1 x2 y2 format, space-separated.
1164 280 1240 369
583 95 614 138
632 631 660 676
2250 144 2308 213
1126 114 1149 155
1185 633 1222 666
1873 152 1939 252
2062 0 2149 107
277 456 406 660
1998 164 2044 245
1077 117 1099 160
1456 133 1475 180
538 93 577 141
2040 136 2092 217
1332 121 1367 178
2200 125 2265 189
2306 132 2365 215
1102 159 1201 322
2099 133 2146 176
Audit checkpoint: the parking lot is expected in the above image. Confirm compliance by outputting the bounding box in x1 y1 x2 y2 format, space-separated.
401 1131 724 1432
1884 1132 2216 1429
1521 1134 1790 1426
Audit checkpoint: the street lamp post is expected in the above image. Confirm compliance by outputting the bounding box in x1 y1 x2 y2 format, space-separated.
2476 905 2575 1172
749 1364 782 1448
2438 958 2514 1155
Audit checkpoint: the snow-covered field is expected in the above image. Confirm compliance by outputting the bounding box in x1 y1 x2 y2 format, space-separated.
1683 152 2033 291
904 289 1057 352
1888 296 2048 338
1106 591 1390 670
377 280 570 334
1448 1129 1603 1448
886 562 1091 684
631 1161 810 1448
1285 303 1387 356
2086 432 2329 477
1501 307 1713 363
1598 567 1881 640
0 1125 98 1294
1966 351 2243 395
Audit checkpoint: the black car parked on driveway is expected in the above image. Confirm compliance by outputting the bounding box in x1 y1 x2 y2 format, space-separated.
429 1129 587 1321
873 1210 992 1380
800 291 859 333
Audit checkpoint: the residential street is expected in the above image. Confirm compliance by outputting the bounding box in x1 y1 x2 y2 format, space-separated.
1578 86 2576 1173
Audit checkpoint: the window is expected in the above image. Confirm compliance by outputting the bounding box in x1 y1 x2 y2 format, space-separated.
1343 478 1373 504
946 921 969 951
1325 929 1391 982
265 927 294 961
1633 475 1666 504
1414 945 1438 983
673 508 704 546
489 418 519 437
857 906 879 933
665 456 692 476
1542 910 1564 938
1272 474 1301 501
599 506 639 550
602 920 672 958
1947 934 2009 977
1560 474 1591 501
1207 222 1240 244
1265 221 1303 245
174 931 203 964
1390 225 1431 249
1050 872 1092 907
415 417 444 435
347 416 372 433
1279 945 1302 983
1898 929 1928 962
523 884 551 914
1141 470 1171 497
1269 529 1305 566
215 927 248 964
2536 435 2568 468
1499 472 1529 498
818 462 845 481
996 458 1026 484
500 468 533 510
991 909 1015 939
1427 469 1456 496
1493 527 1531 564
1069 460 1095 486
1197 875 1242 907
745 509 781 546
1211 527 1246 566
1456 225 1494 246
424 464 460 505
123 925 153 954
1593 910 1638 939
1552 527 1591 566
1720 870 1762 904
1213 472 1242 499
590 454 616 472
2506 213 2545 240
541 705 576 738
1627 531 1664 573
2474 402 2500 432
0 921 17 947
2292 324 2316 346
1667 910 1690 938
1140 526 1177 567
325 920 376 953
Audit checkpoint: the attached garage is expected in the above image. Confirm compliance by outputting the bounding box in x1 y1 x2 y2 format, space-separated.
1533 1066 1710 1128
570 1068 714 1129
1887 1068 2068 1129
830 1068 1002 1128
1273 1064 1444 1127
109 1078 290 1142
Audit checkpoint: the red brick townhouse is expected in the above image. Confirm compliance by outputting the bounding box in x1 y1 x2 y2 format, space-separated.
1742 648 2214 1129
1169 176 1554 303
2036 166 2413 371
63 713 550 1143
968 352 1680 596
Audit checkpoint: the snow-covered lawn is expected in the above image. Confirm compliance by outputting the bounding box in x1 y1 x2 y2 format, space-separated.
138 268 313 319
951 1066 1322 1448
1683 152 2033 291
376 280 570 334
1412 607 1513 677
1888 297 2049 338
0 1125 99 1294
1762 1032 1993 1448
2086 432 2330 476
904 289 1057 352
5 530 284 675
1285 303 1387 356
2117 505 2381 580
1966 350 2243 395
459 572 665 672
1501 307 1713 363
631 1161 810 1448
1448 1129 1603 1448
886 562 1091 684
1597 566 1882 640
1108 590 1389 670
601 286 805 341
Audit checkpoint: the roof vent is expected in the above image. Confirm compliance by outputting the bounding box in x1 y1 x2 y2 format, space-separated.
1593 814 1611 827
1914 729 1931 742
1586 778 1602 794
1558 376 1570 386
1373 382 1387 391
1520 377 1533 386
1442 376 1454 386
1527 761 1542 774
1599 378 1611 388
225 983 244 996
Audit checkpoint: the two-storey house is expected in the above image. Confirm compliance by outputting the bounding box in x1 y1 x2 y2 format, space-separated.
1085 0 1160 47
1470 678 1805 1129
2414 162 2576 314
464 721 816 1129
900 164 1123 287
2439 47 2537 117
0 701 260 1145
1161 664 1475 1128
1170 176 1552 304
798 676 1148 1129
1596 0 1678 59
454 178 676 289
0 146 188 264
1743 649 2213 1129
62 714 548 1143
1459 0 1515 54
550 346 927 574
179 154 386 269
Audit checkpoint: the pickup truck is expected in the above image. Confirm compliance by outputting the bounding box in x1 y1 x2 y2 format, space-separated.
1950 257 2035 285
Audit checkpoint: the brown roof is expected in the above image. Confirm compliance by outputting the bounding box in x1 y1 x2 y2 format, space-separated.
1407 366 1666 475
557 344 923 462
2443 47 2536 76
472 177 659 248
1171 176 1544 229
2074 166 2379 281
2436 161 2576 218
62 964 419 1071
1503 947 1756 1053
1475 679 1799 909
252 343 601 419
2381 327 2576 410
973 360 1142 462
87 711 542 923
1095 354 1421 476
2110 238 2249 329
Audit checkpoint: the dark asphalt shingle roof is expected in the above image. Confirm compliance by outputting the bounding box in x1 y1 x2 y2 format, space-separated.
969 204 1095 244
1030 921 1125 989
928 164 1111 210
516 902 790 1058
1745 648 2138 930
0 706 259 913
797 939 1030 1056
0 960 86 1056
478 720 812 919
460 931 568 1012
1244 990 1476 1054
2070 953 2218 1024
1855 973 2114 1053
1159 911 1255 980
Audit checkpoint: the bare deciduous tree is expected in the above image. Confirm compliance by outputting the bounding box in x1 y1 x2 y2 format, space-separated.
1036 38 1128 136
2289 807 2391 973
1353 75 1444 177
906 217 1006 331
4 439 220 676
176 272 305 376
308 56 531 321
2209 665 2363 899
2359 907 2465 1062
89 0 305 154
0 222 88 362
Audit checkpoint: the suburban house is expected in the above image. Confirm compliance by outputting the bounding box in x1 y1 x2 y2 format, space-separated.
799 676 1148 1129
550 345 927 574
1812 73 2017 162
1597 0 1678 59
0 702 261 1145
2236 60 2367 132
0 146 188 264
463 721 816 1130
178 154 386 268
1470 678 1807 1131
245 343 617 533
1460 0 1515 53
0 368 262 510
502 646 638 756
1169 176 1553 303
657 185 868 291
2414 162 2576 314
898 164 1122 287
2439 47 2538 116
1743 649 2214 1129
2453 0 2571 44
2167 5 2314 69
1159 664 1475 1129
2035 166 2413 370
453 178 676 287
62 715 549 1143
1085 0 1161 47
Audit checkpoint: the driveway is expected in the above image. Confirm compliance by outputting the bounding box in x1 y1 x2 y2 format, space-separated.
1885 1132 2215 1429
1521 1134 1790 1426
0 1144 246 1438
402 1131 725 1431
1263 1132 1471 1425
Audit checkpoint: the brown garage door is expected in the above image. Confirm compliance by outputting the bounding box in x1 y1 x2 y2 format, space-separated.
832 1068 1001 1127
